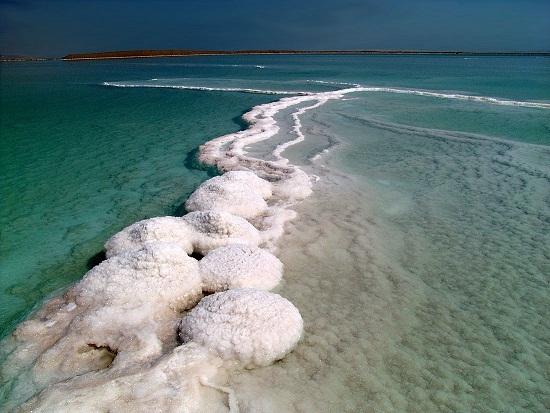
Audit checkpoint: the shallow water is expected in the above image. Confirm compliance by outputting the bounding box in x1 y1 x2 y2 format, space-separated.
0 60 277 335
258 100 549 411
1 55 548 412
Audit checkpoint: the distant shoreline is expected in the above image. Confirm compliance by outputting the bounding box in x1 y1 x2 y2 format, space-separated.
61 49 550 60
1 49 548 62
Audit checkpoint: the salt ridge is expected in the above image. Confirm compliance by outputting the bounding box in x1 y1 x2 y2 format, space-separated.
102 81 309 96
103 81 550 108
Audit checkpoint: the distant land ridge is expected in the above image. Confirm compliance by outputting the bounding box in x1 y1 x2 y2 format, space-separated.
61 49 549 60
1 49 548 62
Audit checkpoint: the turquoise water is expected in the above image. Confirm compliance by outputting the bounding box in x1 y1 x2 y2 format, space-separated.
0 60 277 336
1 55 548 411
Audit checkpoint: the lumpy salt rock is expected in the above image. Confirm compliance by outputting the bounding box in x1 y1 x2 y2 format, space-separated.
179 288 303 368
200 244 283 292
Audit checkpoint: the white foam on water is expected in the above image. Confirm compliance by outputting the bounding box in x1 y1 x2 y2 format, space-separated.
356 86 550 109
102 81 310 96
104 80 550 108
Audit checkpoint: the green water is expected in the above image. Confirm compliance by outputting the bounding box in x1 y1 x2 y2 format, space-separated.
0 60 276 336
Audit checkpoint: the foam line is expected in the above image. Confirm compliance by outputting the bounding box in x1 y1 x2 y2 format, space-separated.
102 81 309 96
103 81 549 108
357 87 550 109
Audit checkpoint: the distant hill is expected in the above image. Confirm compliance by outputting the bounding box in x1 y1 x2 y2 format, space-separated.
61 49 299 60
0 54 51 62
61 49 550 60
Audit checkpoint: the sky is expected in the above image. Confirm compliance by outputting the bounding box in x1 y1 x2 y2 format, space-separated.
0 0 548 57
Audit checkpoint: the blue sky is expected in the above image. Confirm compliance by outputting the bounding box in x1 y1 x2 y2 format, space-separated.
1 0 548 57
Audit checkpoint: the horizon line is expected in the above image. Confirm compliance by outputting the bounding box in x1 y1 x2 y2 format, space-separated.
2 49 549 62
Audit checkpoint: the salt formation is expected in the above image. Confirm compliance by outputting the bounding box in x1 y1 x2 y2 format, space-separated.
17 343 230 413
2 167 304 412
104 210 261 258
181 210 262 255
11 243 202 388
1 87 327 413
179 288 303 368
185 171 273 220
200 244 284 292
104 216 194 258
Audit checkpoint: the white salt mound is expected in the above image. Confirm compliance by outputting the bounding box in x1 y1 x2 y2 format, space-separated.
71 242 202 312
185 171 273 219
179 288 303 368
204 170 273 199
200 244 284 292
104 210 262 258
185 180 269 219
31 243 202 381
104 216 193 258
181 210 262 255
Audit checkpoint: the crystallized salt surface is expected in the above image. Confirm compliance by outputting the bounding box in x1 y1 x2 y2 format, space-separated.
185 180 269 219
23 243 202 384
200 244 283 292
185 171 273 219
181 210 262 255
71 242 202 311
104 210 262 258
104 216 193 258
179 288 303 368
209 170 273 199
16 343 227 413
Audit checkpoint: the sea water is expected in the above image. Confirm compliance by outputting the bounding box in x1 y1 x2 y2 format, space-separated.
0 55 548 412
0 60 277 336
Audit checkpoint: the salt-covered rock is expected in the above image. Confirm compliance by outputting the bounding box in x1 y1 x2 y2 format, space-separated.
179 288 303 367
104 216 193 258
200 244 283 292
181 211 262 255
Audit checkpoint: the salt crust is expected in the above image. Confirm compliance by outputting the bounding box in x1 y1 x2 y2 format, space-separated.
185 171 273 220
17 343 228 413
179 288 303 368
104 210 262 258
22 243 202 384
206 170 273 199
181 211 262 255
104 216 194 258
185 181 269 219
200 244 284 292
